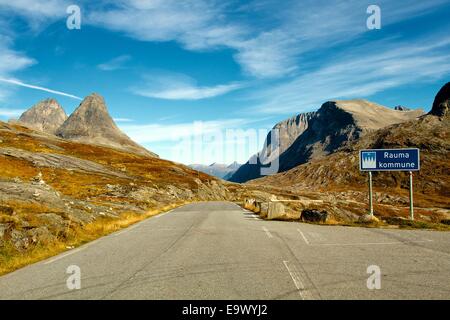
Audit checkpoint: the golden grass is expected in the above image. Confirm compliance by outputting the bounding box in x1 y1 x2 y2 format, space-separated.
0 201 190 276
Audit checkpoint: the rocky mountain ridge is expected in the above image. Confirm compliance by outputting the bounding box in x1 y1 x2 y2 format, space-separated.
230 99 423 183
15 94 156 157
248 83 449 222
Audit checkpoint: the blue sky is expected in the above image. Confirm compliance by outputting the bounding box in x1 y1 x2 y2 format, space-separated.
0 0 449 164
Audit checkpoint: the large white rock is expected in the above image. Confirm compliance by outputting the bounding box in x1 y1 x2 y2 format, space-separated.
267 202 286 220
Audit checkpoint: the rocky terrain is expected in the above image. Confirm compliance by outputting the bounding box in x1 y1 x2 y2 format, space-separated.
230 100 423 182
248 83 450 225
0 96 275 260
189 162 241 180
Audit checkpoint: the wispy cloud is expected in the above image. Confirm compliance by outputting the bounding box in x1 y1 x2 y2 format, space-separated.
98 55 131 71
131 72 245 100
0 78 82 100
0 36 36 101
85 0 449 79
245 37 450 114
0 107 25 118
113 118 134 123
2 0 449 79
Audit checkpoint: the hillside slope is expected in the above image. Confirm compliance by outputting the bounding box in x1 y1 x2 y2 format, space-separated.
0 120 246 253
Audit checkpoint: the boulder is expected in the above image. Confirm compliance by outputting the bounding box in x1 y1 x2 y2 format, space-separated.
244 198 256 211
301 209 328 223
358 214 380 223
267 202 286 220
260 202 269 218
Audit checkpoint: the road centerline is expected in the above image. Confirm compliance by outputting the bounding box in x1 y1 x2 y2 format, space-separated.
297 229 310 245
282 260 310 300
262 226 273 238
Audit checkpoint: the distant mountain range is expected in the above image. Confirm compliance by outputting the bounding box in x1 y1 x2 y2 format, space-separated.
189 162 241 180
13 94 156 157
230 99 424 183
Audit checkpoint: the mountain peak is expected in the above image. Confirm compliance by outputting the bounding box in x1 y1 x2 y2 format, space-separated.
56 94 157 157
17 98 67 134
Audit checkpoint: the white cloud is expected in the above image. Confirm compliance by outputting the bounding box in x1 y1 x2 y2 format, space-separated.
120 118 250 144
0 0 68 19
98 55 131 71
0 108 25 118
119 118 269 164
0 78 82 100
131 73 245 100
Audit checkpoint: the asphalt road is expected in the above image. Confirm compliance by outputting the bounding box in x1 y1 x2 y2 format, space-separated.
1 201 450 299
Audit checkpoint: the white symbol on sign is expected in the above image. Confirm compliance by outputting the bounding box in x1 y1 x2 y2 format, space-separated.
362 152 376 169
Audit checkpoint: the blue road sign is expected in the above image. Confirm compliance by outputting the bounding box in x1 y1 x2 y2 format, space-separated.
359 148 420 171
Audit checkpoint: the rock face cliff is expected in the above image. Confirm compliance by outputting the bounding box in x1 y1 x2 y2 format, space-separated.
17 99 67 134
230 99 423 183
229 112 315 183
430 82 449 117
56 93 157 157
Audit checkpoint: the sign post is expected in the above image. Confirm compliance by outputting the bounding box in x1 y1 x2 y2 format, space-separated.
360 148 420 220
368 171 373 216
409 171 414 221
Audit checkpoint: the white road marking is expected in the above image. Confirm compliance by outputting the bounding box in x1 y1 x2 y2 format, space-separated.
312 239 433 247
262 226 273 238
43 248 83 265
297 229 310 245
251 214 259 220
283 260 311 300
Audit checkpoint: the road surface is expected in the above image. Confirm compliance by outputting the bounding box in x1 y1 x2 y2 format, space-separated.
1 201 449 299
